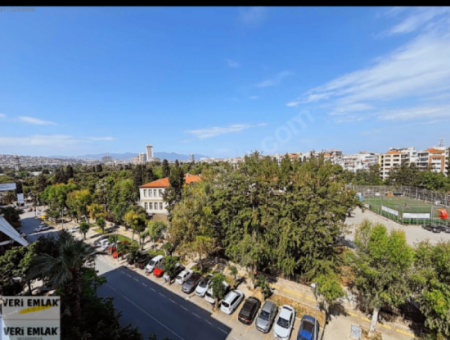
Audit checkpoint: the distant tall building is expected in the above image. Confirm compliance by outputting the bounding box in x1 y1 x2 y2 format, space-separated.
146 144 154 161
139 153 146 164
190 154 194 162
132 156 140 165
102 156 113 163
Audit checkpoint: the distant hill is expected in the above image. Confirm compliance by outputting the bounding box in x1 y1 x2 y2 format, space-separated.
52 152 209 161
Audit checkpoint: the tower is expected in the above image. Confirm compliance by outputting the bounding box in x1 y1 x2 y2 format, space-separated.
14 155 20 171
146 144 154 161
190 154 194 162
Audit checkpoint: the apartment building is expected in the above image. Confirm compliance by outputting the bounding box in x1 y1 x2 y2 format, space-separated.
416 147 446 173
139 174 201 214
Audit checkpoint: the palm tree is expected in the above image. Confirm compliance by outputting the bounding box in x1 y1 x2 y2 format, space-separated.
28 233 94 320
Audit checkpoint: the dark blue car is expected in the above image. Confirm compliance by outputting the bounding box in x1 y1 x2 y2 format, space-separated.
297 315 319 340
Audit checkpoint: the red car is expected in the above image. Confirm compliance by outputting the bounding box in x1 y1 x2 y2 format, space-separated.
153 261 165 277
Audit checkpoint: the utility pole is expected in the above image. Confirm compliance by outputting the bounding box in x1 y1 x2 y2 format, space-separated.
311 282 319 340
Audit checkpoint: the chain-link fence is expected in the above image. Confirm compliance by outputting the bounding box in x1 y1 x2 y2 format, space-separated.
348 185 450 226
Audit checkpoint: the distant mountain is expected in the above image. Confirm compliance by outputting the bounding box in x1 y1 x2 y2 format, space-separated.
51 152 209 161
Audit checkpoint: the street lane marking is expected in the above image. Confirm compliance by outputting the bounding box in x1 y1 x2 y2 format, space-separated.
150 288 155 291
378 323 391 329
264 331 270 340
169 299 176 304
348 312 358 317
396 328 415 337
180 305 188 311
104 283 186 340
205 320 213 326
159 292 165 297
361 317 371 322
227 313 235 324
243 324 251 334
216 327 227 334
192 312 201 319
142 283 147 287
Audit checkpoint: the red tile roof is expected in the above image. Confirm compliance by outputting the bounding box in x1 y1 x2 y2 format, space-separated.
140 174 201 188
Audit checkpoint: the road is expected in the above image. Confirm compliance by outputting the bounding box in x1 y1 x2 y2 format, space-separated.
95 255 232 340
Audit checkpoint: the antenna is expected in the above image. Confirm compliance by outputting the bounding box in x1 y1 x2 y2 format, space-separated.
439 138 444 147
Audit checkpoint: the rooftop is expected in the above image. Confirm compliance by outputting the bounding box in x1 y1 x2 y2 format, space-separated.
140 174 201 188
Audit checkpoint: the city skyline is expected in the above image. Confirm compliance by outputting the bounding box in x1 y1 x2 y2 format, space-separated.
1 7 450 157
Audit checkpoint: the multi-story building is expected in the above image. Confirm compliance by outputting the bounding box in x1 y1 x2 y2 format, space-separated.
416 147 446 173
379 147 417 180
446 147 450 176
139 174 201 215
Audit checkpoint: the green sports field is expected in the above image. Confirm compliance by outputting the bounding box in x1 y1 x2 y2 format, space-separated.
363 196 447 225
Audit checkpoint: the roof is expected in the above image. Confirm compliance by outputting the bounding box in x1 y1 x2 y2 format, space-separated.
140 174 201 188
385 150 401 155
280 305 294 318
428 148 445 154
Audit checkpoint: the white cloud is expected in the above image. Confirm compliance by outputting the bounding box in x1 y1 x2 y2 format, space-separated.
249 96 259 100
386 7 450 36
257 71 292 88
0 134 115 146
19 116 57 125
376 105 450 121
237 7 267 27
286 101 300 107
0 113 6 118
226 59 240 68
188 123 266 139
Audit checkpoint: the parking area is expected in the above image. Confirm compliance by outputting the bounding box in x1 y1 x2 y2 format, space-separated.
96 250 309 340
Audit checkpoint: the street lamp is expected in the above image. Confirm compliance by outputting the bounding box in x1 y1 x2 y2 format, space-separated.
311 282 318 340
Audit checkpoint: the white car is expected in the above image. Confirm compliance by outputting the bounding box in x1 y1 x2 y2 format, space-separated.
220 290 244 314
35 225 50 232
99 239 110 249
204 281 230 304
195 274 213 297
69 226 80 233
274 305 296 340
145 255 164 273
175 269 193 285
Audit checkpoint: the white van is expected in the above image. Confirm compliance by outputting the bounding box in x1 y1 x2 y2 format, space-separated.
145 255 164 273
99 239 110 249
204 281 230 304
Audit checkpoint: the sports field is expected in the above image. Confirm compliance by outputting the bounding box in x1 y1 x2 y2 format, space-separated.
363 196 447 225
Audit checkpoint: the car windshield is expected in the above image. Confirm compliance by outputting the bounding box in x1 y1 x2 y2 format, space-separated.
221 302 229 308
199 279 209 287
149 260 155 266
277 317 289 328
176 275 183 280
186 278 194 284
259 310 270 321
206 290 213 297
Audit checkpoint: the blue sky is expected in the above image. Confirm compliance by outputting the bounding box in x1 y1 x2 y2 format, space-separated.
1 7 449 157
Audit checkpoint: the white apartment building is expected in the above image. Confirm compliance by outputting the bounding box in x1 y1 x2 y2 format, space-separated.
139 174 201 214
416 147 446 173
379 147 417 180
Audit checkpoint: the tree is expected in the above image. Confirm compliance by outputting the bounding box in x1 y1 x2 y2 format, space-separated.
163 256 178 284
162 159 170 178
123 208 147 241
29 234 94 320
148 221 167 243
79 222 90 240
96 164 103 173
412 240 450 338
228 265 238 288
256 275 272 300
87 203 104 222
316 273 345 324
351 220 414 337
163 164 185 218
65 165 74 181
66 190 92 223
97 217 106 234
211 273 227 311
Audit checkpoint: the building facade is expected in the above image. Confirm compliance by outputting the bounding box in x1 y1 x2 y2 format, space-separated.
416 147 446 173
139 174 201 214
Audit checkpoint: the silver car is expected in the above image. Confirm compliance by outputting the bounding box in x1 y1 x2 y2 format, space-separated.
255 300 278 333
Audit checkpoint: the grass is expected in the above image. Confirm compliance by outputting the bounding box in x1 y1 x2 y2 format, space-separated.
147 249 165 257
93 227 104 234
364 196 449 225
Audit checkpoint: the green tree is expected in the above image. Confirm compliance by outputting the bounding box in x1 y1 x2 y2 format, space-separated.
97 217 106 234
163 256 178 284
148 221 167 243
211 273 227 311
162 159 170 178
163 164 185 218
256 275 272 300
228 265 238 287
412 241 450 338
316 273 345 323
29 235 94 320
79 222 90 240
351 220 414 336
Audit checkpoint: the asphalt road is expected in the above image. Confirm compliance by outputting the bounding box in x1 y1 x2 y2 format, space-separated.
19 209 60 243
95 256 232 340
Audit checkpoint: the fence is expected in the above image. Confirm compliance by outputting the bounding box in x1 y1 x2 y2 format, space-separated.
349 185 450 226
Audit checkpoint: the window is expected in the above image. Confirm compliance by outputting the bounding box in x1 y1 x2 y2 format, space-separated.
159 202 163 210
153 189 157 197
159 189 163 197
149 202 153 210
144 202 148 209
149 189 152 197
144 189 147 197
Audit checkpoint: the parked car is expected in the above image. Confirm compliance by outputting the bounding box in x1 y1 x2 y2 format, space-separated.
195 274 214 297
238 296 261 325
182 273 203 294
69 226 80 233
99 239 111 249
297 315 320 340
274 305 296 340
255 300 278 333
84 259 95 268
422 224 441 233
136 254 152 269
145 255 164 273
205 281 230 304
437 225 450 233
175 269 193 285
94 235 110 247
153 260 166 277
34 225 51 232
220 290 244 315
163 263 185 282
